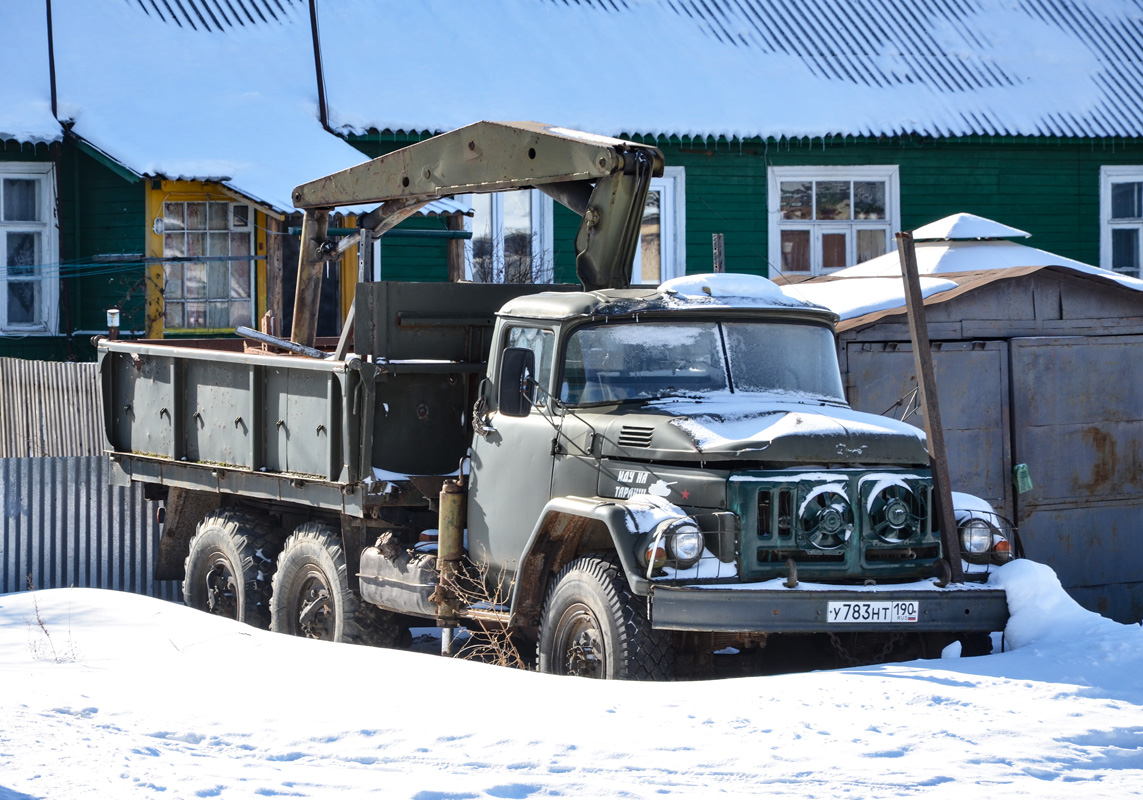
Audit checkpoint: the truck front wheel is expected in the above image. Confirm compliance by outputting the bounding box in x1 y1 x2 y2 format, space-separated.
270 522 400 646
183 510 280 629
537 554 674 680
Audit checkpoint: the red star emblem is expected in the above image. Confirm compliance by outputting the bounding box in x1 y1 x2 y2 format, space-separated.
680 489 690 500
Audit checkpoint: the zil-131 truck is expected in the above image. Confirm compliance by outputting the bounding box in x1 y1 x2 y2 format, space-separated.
98 122 1012 678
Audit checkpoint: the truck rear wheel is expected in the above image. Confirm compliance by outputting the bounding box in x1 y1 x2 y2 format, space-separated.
183 510 280 629
270 522 400 646
537 554 674 680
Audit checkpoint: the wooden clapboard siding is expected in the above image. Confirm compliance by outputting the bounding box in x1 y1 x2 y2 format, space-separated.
344 131 1143 285
65 146 146 336
0 142 144 361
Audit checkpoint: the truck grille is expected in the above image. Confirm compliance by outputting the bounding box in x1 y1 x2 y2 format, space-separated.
743 471 938 579
866 545 940 562
617 425 654 447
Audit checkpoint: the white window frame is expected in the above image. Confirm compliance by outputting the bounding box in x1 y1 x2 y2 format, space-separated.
0 162 59 333
767 165 900 276
632 166 687 285
464 189 554 283
160 199 255 332
1100 165 1143 278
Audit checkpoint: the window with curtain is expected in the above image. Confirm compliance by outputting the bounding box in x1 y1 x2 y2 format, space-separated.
0 163 58 333
161 200 253 331
768 166 900 276
1101 167 1143 278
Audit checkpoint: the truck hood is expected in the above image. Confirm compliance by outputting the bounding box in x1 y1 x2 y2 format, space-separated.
595 395 930 465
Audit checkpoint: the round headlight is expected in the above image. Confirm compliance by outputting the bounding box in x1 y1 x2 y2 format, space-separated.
668 526 704 567
959 519 992 555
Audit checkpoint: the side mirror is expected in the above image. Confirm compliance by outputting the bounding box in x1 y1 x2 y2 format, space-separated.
498 347 535 417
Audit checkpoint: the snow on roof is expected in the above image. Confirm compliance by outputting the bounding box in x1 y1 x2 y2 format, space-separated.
316 0 1143 140
833 237 1143 294
498 275 831 319
781 276 960 321
781 213 1143 321
49 0 365 211
660 273 791 301
11 1 1141 216
11 0 1142 216
912 213 1031 241
0 3 62 143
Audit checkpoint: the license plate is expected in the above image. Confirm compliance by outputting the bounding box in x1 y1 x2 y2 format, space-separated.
827 600 919 624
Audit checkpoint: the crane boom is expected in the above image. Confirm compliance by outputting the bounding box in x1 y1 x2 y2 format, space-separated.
289 121 664 347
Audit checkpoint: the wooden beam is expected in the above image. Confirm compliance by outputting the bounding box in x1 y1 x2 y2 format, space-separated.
291 209 329 347
265 216 284 328
897 231 964 584
446 214 466 282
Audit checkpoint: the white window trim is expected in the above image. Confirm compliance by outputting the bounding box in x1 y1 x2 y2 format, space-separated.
160 199 255 332
632 166 687 285
464 190 554 283
767 165 900 276
0 162 59 334
1099 165 1143 277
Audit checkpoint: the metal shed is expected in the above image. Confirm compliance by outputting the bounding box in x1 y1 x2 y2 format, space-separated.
797 261 1143 623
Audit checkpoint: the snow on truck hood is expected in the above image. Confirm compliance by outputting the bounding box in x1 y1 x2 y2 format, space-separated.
602 394 930 465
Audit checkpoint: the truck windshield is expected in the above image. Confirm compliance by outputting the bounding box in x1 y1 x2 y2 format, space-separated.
559 321 844 405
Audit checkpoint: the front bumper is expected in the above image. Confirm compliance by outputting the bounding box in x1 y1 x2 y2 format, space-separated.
650 582 1009 633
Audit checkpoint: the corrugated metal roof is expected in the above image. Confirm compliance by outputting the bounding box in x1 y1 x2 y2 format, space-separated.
665 0 1143 139
319 0 1143 140
420 198 473 217
129 0 302 32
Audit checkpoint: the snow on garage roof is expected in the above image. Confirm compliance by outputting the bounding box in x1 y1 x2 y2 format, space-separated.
781 213 1143 321
0 3 62 144
913 213 1031 241
316 0 1143 140
831 213 1143 292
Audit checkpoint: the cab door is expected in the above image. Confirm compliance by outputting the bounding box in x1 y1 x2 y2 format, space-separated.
467 325 558 576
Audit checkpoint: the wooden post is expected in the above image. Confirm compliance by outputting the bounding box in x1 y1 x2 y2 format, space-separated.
265 216 284 329
712 233 726 273
446 214 466 282
358 228 372 283
897 231 964 583
291 208 329 347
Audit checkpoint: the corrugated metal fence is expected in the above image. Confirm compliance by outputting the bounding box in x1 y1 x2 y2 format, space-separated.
0 455 180 600
0 358 103 458
0 358 180 601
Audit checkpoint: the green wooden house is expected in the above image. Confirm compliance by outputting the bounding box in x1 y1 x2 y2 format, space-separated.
323 0 1143 287
1 0 466 361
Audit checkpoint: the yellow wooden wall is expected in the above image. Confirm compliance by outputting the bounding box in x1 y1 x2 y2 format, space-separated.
143 179 282 338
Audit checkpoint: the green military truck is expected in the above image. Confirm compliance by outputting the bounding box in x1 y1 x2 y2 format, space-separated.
98 123 1011 678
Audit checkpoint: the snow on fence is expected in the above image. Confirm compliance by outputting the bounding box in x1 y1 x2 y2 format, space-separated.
0 455 180 601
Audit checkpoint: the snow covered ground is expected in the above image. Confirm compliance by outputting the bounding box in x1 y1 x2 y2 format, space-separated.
1 560 1140 799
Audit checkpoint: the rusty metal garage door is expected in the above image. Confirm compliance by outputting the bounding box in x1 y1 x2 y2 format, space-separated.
844 341 1013 520
1010 335 1143 622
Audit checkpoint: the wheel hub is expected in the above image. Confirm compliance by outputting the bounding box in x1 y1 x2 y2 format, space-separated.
204 560 238 618
567 629 602 677
294 571 334 639
556 604 605 679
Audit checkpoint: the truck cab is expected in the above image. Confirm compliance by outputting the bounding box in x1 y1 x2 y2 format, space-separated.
458 274 1009 677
